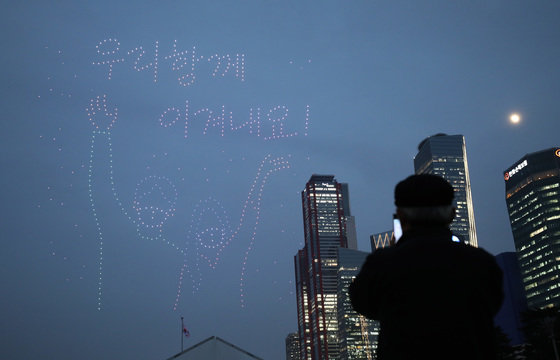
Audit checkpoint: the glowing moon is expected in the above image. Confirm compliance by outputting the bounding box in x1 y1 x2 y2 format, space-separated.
509 113 521 124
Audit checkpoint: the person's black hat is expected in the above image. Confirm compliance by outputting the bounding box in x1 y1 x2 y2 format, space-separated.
395 174 454 207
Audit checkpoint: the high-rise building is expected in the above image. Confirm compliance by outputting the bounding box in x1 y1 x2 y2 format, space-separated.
340 184 358 250
504 147 560 309
345 216 358 251
295 175 355 360
414 134 478 246
494 252 527 346
286 333 300 360
337 247 379 360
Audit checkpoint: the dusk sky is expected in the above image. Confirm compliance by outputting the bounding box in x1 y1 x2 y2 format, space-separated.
2 1 560 359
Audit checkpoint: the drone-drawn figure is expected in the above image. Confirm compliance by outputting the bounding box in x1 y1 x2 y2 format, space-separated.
176 154 290 308
86 94 290 310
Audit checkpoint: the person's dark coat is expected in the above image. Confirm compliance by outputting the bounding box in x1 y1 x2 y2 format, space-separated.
349 226 504 360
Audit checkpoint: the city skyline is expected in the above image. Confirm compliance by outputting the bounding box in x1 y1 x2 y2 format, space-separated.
2 1 560 359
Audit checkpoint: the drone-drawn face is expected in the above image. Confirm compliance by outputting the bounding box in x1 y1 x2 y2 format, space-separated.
132 176 178 235
189 197 232 269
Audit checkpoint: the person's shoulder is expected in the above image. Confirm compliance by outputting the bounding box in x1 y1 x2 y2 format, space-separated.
363 247 394 266
455 242 497 264
461 242 492 255
371 245 399 257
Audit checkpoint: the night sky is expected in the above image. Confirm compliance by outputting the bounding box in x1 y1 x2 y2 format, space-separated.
2 1 560 359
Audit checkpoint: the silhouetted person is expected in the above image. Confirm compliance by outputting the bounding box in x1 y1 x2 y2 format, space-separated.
349 174 503 360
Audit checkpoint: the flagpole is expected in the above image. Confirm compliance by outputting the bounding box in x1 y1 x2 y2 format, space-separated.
181 316 184 352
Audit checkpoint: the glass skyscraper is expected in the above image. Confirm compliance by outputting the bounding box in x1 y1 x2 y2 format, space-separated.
414 134 478 247
295 175 354 360
504 147 560 309
337 247 379 360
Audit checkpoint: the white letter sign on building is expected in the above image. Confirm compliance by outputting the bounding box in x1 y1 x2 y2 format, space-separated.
504 159 528 181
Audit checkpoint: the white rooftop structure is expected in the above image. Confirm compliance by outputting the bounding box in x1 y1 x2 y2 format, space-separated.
165 336 263 360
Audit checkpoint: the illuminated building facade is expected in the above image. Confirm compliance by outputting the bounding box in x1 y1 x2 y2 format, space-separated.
504 147 560 309
295 175 354 360
414 134 478 246
337 247 379 360
286 333 301 360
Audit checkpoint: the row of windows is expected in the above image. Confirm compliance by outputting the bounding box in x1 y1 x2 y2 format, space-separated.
512 205 560 232
542 183 560 191
518 243 554 260
542 190 559 198
525 276 560 300
508 181 560 216
305 193 338 201
530 226 548 238
510 202 542 227
434 156 463 162
520 262 550 277
523 268 558 290
509 190 537 210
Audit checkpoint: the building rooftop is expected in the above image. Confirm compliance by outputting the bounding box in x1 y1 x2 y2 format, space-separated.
166 336 263 360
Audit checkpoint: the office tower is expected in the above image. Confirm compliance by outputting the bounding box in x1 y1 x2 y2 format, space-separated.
414 134 478 246
295 175 355 360
286 333 301 360
345 216 358 250
494 252 527 346
504 147 560 309
369 231 393 252
340 184 358 250
337 247 379 360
